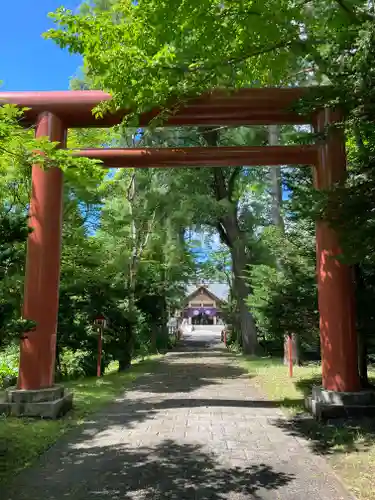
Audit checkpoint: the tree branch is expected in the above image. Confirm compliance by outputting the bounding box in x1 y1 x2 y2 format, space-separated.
333 0 359 19
216 221 231 248
198 127 228 201
212 167 228 201
126 172 136 202
333 0 374 22
160 39 299 74
228 167 242 203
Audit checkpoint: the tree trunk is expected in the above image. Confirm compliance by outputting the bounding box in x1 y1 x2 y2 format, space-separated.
118 325 134 372
269 126 284 231
200 127 258 354
118 353 132 371
150 322 158 353
358 328 369 388
160 296 169 349
354 264 369 388
234 273 258 354
225 217 258 354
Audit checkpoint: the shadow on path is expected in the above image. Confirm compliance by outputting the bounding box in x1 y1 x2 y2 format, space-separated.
270 375 375 456
273 413 375 456
76 396 302 440
2 333 352 499
131 359 248 394
4 439 294 500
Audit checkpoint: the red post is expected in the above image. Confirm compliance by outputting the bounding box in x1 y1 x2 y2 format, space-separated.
18 113 66 390
288 335 293 378
97 326 103 377
314 108 360 392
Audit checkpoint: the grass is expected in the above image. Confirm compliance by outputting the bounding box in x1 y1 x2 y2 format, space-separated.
0 355 161 487
240 356 375 500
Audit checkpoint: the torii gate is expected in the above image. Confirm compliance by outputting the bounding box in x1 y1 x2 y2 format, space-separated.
0 88 360 397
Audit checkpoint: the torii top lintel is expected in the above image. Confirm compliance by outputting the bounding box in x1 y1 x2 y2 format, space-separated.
0 87 312 128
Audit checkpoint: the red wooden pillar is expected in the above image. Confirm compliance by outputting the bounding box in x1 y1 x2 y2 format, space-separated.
18 113 66 390
314 108 360 392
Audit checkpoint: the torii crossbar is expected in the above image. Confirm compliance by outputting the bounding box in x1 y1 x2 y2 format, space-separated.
0 88 360 395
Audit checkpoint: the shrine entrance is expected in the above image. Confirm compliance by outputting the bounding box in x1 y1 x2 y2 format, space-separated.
192 312 214 326
0 87 360 397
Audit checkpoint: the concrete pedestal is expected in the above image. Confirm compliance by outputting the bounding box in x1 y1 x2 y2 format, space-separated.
306 386 375 420
1 385 73 419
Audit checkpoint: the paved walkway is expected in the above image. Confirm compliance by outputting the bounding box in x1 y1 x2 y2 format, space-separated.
4 330 353 500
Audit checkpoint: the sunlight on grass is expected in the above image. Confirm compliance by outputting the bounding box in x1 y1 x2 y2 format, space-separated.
0 355 161 486
240 356 322 414
240 356 375 500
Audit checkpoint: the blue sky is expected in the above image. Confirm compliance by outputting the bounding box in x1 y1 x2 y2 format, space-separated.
0 3 281 260
0 2 82 91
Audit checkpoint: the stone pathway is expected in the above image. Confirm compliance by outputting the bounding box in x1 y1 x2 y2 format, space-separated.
3 330 354 499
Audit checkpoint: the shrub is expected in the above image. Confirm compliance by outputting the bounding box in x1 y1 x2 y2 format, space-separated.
247 227 319 357
0 344 19 388
58 348 111 379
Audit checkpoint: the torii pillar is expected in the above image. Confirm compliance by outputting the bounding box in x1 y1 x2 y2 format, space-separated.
17 113 66 391
314 108 360 394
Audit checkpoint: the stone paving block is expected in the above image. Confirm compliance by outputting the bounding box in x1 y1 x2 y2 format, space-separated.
2 333 355 500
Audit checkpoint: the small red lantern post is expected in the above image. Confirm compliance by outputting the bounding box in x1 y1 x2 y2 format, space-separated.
94 315 107 377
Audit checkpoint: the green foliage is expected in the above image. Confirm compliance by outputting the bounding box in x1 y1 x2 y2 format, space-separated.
0 94 108 347
0 79 191 378
58 348 110 379
247 226 319 355
3 0 375 381
0 357 161 486
0 104 103 195
0 344 18 388
45 0 305 121
55 194 188 376
0 211 34 346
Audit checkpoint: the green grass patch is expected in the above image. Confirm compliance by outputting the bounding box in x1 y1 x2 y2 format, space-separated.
241 356 375 500
240 356 322 414
0 355 161 487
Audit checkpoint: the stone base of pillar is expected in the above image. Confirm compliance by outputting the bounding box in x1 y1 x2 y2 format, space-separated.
306 386 375 421
1 385 73 419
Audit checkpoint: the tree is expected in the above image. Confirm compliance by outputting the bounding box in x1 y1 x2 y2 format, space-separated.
136 125 271 353
247 225 318 361
0 76 196 380
90 159 195 368
291 4 375 385
44 0 375 376
0 211 32 346
43 0 311 355
46 0 304 119
0 97 103 346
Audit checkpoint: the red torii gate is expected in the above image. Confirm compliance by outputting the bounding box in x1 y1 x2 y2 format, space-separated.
0 88 360 396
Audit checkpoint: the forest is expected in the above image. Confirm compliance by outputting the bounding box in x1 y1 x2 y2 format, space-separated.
1 0 375 389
